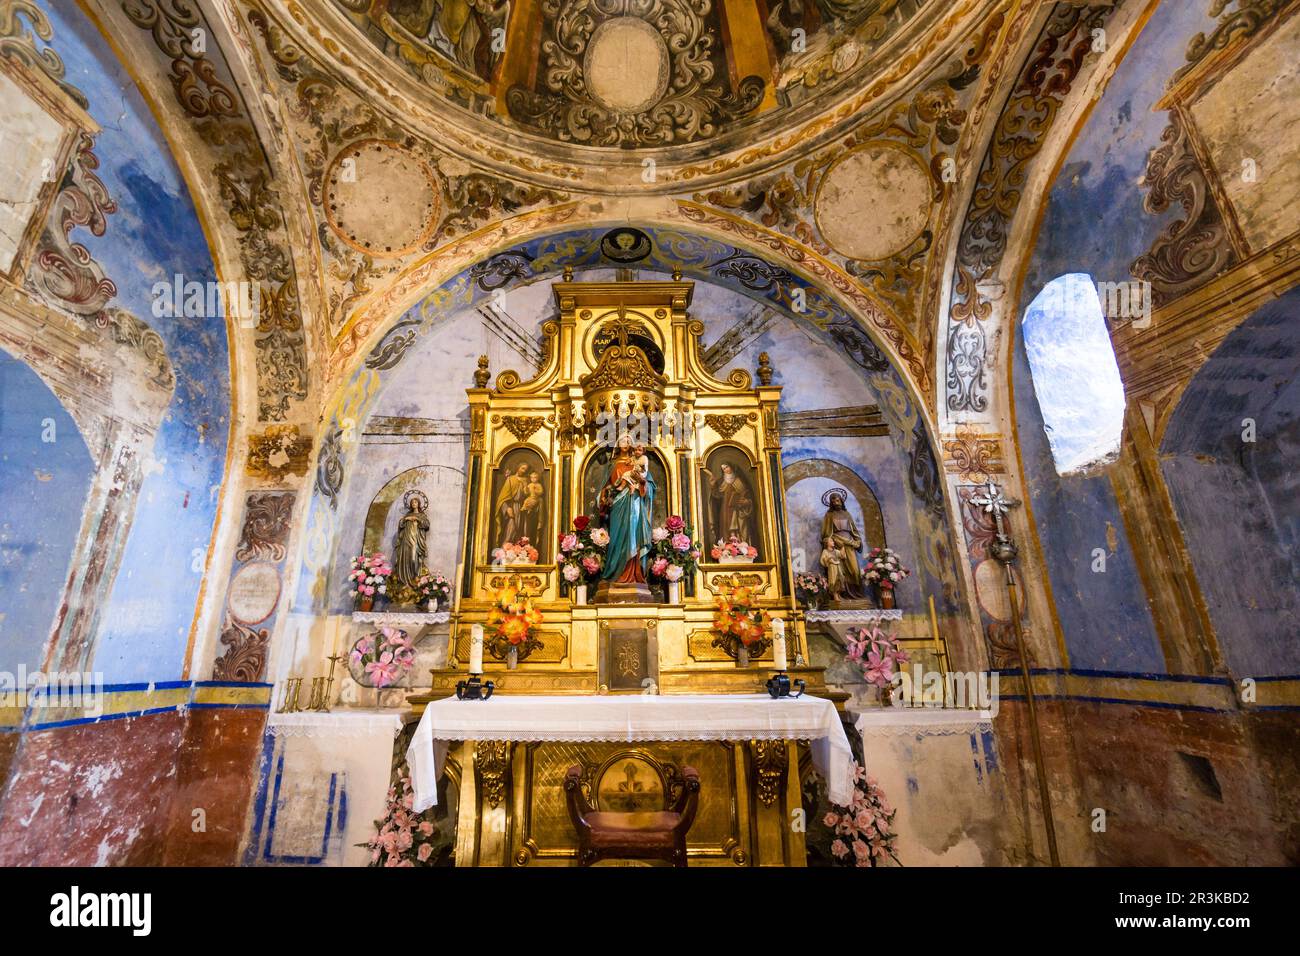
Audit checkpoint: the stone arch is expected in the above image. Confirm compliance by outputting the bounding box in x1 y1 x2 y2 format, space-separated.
285 214 976 670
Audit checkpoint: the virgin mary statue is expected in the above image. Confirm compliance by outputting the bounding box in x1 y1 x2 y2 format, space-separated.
598 435 655 583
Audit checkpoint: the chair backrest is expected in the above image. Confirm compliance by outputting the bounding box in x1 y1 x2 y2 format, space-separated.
593 754 669 813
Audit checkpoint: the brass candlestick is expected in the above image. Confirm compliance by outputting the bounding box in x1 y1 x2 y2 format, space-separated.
306 677 328 711
314 654 346 713
277 677 303 713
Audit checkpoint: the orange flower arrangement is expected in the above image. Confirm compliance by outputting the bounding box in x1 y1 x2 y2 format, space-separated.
712 579 770 647
486 582 544 649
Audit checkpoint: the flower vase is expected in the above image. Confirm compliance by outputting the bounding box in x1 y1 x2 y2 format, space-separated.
878 587 896 610
878 683 894 707
575 584 588 606
424 598 437 613
357 595 374 613
735 642 749 668
667 581 680 604
507 646 519 670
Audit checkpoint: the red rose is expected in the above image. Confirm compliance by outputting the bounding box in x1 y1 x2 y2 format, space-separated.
574 515 590 531
665 515 686 533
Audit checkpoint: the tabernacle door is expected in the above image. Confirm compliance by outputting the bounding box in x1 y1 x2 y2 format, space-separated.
598 619 659 693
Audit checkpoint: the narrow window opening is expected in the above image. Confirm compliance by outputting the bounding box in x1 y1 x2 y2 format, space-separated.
1022 273 1127 476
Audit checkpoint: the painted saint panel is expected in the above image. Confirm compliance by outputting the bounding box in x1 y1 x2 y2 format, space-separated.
488 446 549 562
699 445 762 558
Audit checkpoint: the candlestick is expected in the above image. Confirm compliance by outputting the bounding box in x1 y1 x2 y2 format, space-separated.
772 618 787 671
469 623 484 674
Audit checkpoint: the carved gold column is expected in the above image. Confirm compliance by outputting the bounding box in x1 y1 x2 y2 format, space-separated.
1109 403 1222 675
458 740 514 867
746 740 806 867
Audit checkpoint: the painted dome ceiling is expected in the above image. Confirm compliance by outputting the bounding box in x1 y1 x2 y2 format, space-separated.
325 0 961 162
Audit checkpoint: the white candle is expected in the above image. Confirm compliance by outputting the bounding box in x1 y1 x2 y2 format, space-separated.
469 624 484 674
772 618 787 671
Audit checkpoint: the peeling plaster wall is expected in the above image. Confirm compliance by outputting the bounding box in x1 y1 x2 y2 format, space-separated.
0 354 94 671
38 2 231 682
1007 0 1226 673
1020 0 1218 297
994 0 1300 867
1012 334 1163 671
0 4 243 867
1160 285 1300 676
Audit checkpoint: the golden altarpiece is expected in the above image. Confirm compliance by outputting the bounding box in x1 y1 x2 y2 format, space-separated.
409 275 838 866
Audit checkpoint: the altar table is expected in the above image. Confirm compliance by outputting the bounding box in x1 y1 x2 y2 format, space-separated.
406 694 855 866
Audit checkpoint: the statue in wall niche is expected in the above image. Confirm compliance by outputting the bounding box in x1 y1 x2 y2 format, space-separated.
820 489 864 600
595 434 656 600
393 490 430 591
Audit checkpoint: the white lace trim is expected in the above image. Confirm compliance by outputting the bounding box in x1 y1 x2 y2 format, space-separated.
805 609 903 623
268 711 404 738
422 730 823 743
854 707 994 737
351 611 450 626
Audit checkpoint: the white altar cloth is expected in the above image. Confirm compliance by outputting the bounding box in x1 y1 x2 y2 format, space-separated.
407 694 854 812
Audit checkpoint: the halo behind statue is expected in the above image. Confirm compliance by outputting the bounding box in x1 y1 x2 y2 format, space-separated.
403 489 429 512
821 487 850 507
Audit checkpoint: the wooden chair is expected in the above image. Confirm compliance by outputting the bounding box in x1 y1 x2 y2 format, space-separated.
564 763 701 867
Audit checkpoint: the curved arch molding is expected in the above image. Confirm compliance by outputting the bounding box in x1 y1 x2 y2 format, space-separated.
293 223 960 615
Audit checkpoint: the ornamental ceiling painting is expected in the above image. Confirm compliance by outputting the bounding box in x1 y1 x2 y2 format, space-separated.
333 0 939 148
3 0 1300 874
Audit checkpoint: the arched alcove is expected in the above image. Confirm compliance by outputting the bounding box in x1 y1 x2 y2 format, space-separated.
1160 283 1300 676
783 458 887 576
0 352 94 672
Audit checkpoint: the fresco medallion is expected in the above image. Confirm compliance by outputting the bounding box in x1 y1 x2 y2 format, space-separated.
324 139 440 258
815 143 932 261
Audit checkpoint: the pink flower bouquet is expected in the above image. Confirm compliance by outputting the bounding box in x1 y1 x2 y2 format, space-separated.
648 515 700 587
845 625 910 690
349 626 416 689
822 761 899 867
349 552 392 608
492 537 539 566
556 516 608 587
360 763 450 867
710 534 759 563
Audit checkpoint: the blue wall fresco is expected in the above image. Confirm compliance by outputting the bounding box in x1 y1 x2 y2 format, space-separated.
17 4 230 681
1012 332 1165 672
1010 0 1228 674
1021 0 1217 297
0 355 95 672
1160 285 1300 676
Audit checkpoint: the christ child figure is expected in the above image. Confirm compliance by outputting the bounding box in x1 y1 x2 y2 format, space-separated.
520 470 545 541
820 536 849 602
619 444 650 493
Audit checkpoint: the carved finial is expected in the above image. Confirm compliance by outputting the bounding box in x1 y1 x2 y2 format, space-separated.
563 265 574 282
473 355 490 388
671 268 682 281
756 352 773 386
